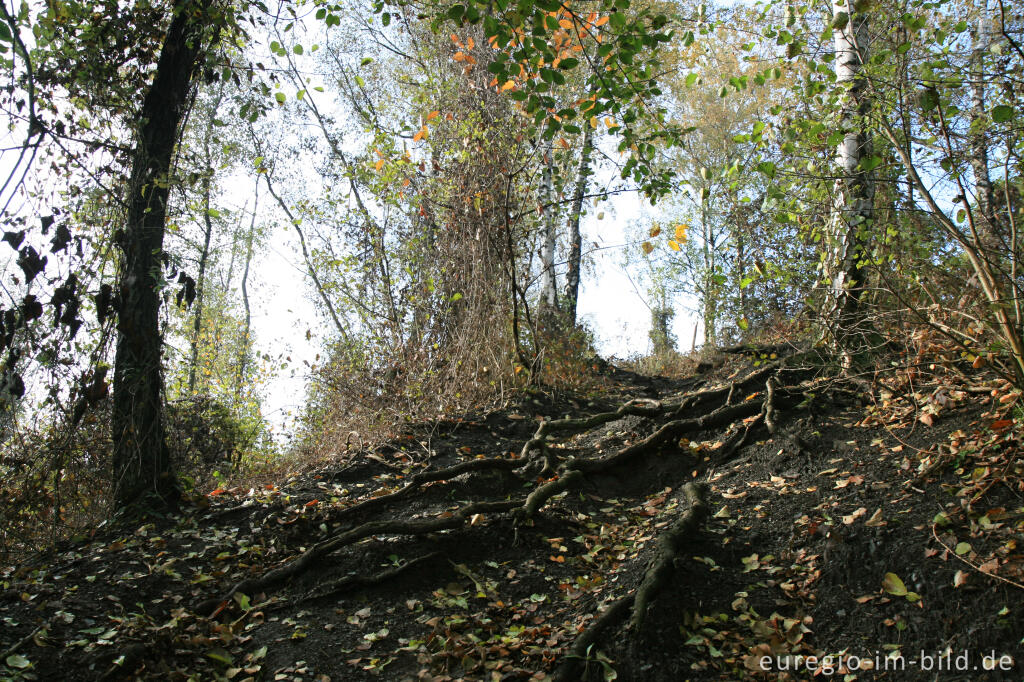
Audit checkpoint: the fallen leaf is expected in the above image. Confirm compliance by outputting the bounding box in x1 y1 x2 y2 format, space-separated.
882 572 908 596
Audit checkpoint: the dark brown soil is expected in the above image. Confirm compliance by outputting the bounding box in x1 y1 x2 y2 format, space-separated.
1 352 1022 681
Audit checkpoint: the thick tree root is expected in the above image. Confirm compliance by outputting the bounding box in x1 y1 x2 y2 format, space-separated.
553 482 709 681
197 360 814 638
296 551 442 605
553 594 635 682
328 456 524 524
629 482 709 631
197 499 519 615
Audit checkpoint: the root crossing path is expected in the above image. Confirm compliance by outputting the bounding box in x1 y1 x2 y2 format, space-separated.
190 352 825 679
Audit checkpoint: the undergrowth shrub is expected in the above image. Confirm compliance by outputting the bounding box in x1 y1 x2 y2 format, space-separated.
0 396 273 567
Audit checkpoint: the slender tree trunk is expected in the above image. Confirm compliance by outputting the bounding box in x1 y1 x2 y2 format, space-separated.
236 180 257 400
112 0 211 511
969 0 999 256
700 191 717 347
826 0 873 348
538 148 558 314
188 169 214 394
563 123 594 326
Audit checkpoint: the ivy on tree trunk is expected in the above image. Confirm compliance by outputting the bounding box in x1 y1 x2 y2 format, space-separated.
112 0 212 511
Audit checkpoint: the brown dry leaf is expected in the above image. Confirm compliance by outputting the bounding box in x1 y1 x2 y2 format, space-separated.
864 508 886 527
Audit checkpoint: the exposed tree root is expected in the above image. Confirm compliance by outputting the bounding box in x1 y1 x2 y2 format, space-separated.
196 355 822 680
553 482 710 681
629 482 709 631
297 551 442 606
328 456 524 524
553 594 635 682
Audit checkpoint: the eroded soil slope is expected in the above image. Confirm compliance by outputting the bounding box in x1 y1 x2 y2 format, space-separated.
2 349 1022 681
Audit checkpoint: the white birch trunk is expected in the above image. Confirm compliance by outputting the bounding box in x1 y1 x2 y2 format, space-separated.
539 150 558 312
827 0 873 340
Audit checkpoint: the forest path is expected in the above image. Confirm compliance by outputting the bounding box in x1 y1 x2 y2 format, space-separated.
1 348 1022 681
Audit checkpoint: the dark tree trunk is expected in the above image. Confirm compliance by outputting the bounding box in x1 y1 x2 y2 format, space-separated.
112 0 211 511
563 123 594 326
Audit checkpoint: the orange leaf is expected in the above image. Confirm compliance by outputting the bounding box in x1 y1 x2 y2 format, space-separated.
453 51 466 62
649 225 661 237
595 15 609 26
549 555 565 563
502 80 516 91
466 36 475 49
450 33 460 44
557 137 570 149
990 419 1013 430
374 158 385 171
559 18 573 29
304 499 319 508
426 110 440 121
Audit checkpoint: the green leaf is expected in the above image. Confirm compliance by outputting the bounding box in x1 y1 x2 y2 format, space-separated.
274 92 286 104
558 57 579 70
685 72 699 87
882 572 907 596
5 655 30 669
293 44 303 55
992 105 1013 123
919 87 939 112
361 57 373 66
860 155 882 171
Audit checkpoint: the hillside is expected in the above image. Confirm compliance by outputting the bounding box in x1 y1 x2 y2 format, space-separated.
2 347 1021 681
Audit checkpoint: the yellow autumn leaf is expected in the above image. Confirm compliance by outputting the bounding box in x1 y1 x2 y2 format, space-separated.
649 225 661 237
668 239 681 251
502 80 516 91
641 242 654 255
675 224 689 241
589 116 598 128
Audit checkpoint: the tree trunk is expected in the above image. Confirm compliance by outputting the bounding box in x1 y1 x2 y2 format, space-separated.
563 123 594 325
188 170 214 395
236 180 257 401
826 0 873 348
538 148 558 315
112 0 211 511
969 0 999 256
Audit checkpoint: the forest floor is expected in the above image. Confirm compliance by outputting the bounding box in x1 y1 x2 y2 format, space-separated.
1 346 1023 681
